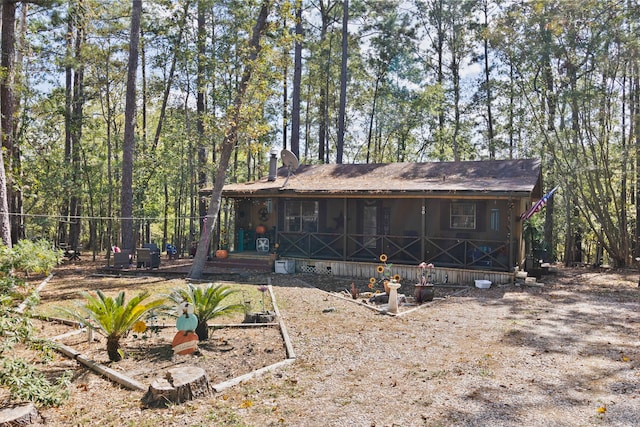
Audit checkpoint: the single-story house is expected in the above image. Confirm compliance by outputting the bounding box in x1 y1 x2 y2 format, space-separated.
219 156 542 284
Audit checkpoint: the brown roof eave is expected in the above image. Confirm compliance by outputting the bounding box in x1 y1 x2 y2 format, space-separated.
220 189 534 199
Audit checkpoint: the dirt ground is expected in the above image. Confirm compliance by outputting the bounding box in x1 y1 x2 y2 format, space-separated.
4 260 640 426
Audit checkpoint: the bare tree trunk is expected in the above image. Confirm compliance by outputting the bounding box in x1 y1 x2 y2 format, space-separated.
541 19 557 262
304 78 311 159
163 180 168 248
634 65 640 258
366 76 380 164
102 39 116 250
290 0 302 158
336 0 348 164
59 3 73 246
433 0 445 159
1 0 17 245
481 0 494 159
0 138 10 246
317 1 337 163
621 70 629 265
69 1 86 250
120 0 142 250
282 14 288 149
197 0 207 236
189 0 271 279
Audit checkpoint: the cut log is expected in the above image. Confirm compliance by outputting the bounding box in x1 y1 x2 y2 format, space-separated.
0 403 42 426
141 366 211 408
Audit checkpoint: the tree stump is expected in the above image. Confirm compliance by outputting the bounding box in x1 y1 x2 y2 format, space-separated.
141 366 211 408
0 403 42 426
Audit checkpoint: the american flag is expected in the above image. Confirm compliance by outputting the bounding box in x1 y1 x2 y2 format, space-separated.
520 186 559 221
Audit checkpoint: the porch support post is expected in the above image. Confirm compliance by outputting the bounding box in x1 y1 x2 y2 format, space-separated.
508 197 514 270
421 198 426 261
342 198 348 261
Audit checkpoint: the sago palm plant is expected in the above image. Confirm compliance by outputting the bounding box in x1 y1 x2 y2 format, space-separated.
168 283 244 341
60 290 165 362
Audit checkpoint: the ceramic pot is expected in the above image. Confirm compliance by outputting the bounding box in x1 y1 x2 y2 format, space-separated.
414 284 435 303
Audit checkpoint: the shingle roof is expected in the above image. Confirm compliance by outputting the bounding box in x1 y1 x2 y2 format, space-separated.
221 159 541 198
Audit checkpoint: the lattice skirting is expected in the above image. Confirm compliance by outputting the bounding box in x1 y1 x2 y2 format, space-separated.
298 262 332 275
299 264 317 274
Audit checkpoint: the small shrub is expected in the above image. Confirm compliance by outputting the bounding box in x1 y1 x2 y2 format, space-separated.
11 239 63 276
167 283 245 341
0 296 33 355
58 290 166 362
0 239 62 297
0 357 71 407
0 296 71 407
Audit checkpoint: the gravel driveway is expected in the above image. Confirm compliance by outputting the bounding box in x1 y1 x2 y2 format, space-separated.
36 267 639 426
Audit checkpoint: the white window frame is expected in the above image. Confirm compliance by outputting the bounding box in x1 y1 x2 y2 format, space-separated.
284 201 318 232
450 202 476 230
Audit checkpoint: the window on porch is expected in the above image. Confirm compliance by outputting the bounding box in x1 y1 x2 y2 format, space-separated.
490 208 500 231
450 202 476 230
285 201 318 232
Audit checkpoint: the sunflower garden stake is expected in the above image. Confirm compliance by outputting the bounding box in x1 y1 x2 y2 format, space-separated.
369 254 401 294
172 302 199 355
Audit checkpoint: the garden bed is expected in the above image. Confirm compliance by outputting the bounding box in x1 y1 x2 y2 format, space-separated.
39 319 288 389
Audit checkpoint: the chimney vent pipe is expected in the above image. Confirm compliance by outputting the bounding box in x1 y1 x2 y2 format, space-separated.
267 149 278 181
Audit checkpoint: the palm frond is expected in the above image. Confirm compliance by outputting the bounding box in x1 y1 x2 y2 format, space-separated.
167 283 244 323
56 290 165 339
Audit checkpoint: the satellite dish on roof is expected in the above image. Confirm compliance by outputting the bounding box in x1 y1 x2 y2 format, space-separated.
281 149 299 171
280 149 299 188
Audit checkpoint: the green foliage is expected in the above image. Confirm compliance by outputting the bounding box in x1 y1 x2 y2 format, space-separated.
0 239 62 277
169 283 245 323
522 216 545 251
58 290 166 362
0 239 62 298
0 296 33 355
0 357 72 407
167 283 245 340
0 275 22 297
0 293 71 407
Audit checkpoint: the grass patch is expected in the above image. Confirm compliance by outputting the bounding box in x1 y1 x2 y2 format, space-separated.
34 279 273 321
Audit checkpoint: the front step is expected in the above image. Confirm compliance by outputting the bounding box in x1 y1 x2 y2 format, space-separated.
514 270 540 286
208 254 272 272
515 270 527 285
